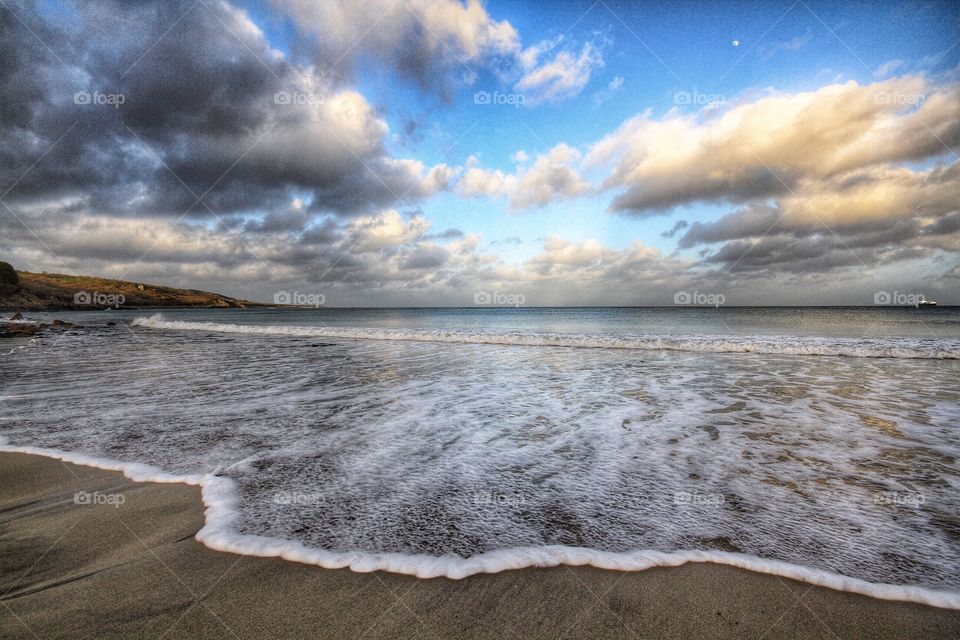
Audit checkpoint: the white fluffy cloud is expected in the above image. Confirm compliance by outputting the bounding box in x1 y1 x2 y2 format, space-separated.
587 75 960 214
345 210 431 252
457 144 591 209
777 162 960 228
514 41 604 106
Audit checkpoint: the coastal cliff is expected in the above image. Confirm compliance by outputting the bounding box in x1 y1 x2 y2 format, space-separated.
0 261 263 310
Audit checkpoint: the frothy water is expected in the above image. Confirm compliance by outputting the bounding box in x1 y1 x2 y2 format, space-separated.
2 308 959 607
130 314 960 358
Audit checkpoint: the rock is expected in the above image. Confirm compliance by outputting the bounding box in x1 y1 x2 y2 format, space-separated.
50 319 79 329
0 261 18 285
10 312 23 320
0 323 41 338
106 321 116 326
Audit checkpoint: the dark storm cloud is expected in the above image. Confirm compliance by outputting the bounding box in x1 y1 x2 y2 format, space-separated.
0 0 436 219
699 225 936 274
299 218 344 245
400 245 450 270
609 167 787 216
678 159 960 277
244 208 310 233
679 205 781 248
922 211 960 236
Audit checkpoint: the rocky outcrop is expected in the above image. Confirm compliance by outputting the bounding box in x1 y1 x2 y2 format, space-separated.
0 317 81 338
0 261 18 285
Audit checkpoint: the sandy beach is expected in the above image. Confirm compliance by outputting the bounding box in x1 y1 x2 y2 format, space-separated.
0 452 957 639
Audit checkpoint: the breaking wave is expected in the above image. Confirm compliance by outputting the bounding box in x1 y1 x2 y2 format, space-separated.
131 314 960 359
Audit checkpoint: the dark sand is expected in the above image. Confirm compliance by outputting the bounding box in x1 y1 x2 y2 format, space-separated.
2 452 959 639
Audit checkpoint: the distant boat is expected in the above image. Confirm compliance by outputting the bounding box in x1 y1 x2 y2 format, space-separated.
918 295 937 307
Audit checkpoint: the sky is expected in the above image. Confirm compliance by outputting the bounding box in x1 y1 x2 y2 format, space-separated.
0 0 958 306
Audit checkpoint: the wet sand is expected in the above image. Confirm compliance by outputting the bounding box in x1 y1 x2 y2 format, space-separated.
2 452 958 639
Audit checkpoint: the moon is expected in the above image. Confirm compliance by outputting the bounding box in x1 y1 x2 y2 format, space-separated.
732 39 740 47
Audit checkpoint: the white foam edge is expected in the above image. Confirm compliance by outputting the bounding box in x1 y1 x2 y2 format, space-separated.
2 438 958 610
129 315 960 359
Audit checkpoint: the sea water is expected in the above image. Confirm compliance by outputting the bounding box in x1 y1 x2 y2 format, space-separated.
1 307 958 607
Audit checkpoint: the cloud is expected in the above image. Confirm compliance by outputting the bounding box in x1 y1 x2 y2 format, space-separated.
0 201 485 301
514 40 604 106
661 220 689 239
2 3 956 305
875 59 908 78
515 236 689 303
400 244 450 270
679 205 780 249
531 236 608 267
423 228 466 241
273 0 520 97
681 161 960 246
0 0 446 220
457 144 590 209
677 161 960 274
344 210 430 252
275 0 602 105
756 31 812 61
591 75 624 108
587 75 960 215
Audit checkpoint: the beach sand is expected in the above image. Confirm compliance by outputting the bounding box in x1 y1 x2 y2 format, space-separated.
2 452 958 639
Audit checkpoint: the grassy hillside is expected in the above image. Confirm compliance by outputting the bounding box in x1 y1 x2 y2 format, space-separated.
0 262 265 310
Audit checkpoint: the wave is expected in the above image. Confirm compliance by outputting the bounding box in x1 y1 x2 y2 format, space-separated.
131 314 960 359
1 438 958 609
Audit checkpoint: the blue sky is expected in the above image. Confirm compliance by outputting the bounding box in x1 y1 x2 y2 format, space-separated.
370 0 958 268
2 0 959 304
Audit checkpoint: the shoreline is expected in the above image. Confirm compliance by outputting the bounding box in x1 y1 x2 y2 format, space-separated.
2 452 960 638
5 440 960 607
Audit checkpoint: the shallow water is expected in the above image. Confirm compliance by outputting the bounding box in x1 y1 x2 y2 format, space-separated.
1 307 958 603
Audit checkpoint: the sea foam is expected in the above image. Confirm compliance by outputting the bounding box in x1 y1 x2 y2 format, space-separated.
4 313 960 610
2 439 959 609
131 314 960 359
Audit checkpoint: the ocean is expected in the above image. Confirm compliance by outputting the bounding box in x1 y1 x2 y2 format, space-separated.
2 307 959 606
